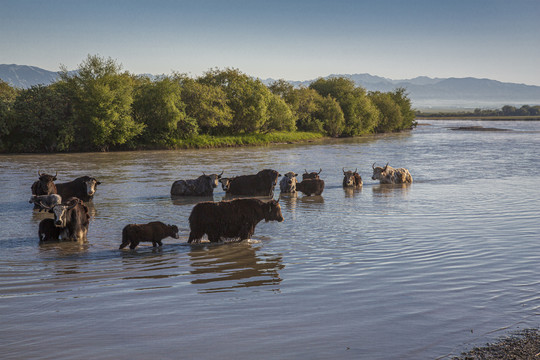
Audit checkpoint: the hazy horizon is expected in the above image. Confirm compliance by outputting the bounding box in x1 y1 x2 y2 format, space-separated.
2 0 540 86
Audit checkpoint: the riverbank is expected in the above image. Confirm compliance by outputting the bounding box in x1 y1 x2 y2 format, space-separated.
453 328 540 359
416 115 540 121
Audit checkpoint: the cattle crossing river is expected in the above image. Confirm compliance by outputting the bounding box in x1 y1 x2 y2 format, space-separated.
1 120 540 359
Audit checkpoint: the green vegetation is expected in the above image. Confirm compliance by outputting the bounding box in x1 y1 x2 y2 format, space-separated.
416 105 540 119
0 55 416 153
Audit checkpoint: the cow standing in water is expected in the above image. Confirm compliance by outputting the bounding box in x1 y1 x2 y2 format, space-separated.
39 197 90 242
371 163 413 184
221 169 280 197
279 172 298 194
342 168 363 187
171 172 223 196
31 171 57 196
302 168 322 180
188 198 284 243
56 176 101 202
120 222 179 249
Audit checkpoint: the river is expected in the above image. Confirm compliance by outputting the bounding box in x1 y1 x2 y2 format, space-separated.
1 120 539 359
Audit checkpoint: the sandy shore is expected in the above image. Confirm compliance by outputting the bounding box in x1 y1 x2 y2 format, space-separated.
453 329 540 359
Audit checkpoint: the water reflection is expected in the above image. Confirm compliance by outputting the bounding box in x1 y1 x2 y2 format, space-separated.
343 186 363 198
38 241 90 257
372 184 411 198
188 242 284 293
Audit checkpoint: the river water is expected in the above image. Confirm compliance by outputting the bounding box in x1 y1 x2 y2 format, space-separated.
1 120 539 359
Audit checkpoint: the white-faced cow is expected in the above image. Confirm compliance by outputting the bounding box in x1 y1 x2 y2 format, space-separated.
371 163 413 184
188 198 284 243
222 169 280 197
56 176 101 202
342 168 363 187
296 179 325 196
302 168 322 181
29 194 62 212
279 172 298 194
119 221 179 249
219 177 235 192
31 171 57 196
41 197 90 242
171 171 223 197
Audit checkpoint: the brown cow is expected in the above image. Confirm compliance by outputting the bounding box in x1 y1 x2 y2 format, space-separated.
342 168 363 187
188 198 284 243
120 221 179 249
31 171 57 196
296 179 325 196
302 168 322 180
372 163 413 184
41 197 90 241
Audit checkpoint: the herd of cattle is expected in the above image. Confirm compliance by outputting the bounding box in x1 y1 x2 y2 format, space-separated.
30 163 412 248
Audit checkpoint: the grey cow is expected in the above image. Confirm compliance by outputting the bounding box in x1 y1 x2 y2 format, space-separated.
171 172 223 196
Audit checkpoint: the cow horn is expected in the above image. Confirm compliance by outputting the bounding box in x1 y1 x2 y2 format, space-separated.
318 168 322 174
54 171 58 180
304 169 308 174
372 163 376 170
38 170 41 177
355 168 358 173
202 171 206 176
38 201 51 210
66 199 80 209
342 167 346 174
219 170 224 177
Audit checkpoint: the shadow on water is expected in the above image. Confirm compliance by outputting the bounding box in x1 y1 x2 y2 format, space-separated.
188 241 284 293
343 186 363 198
372 183 411 198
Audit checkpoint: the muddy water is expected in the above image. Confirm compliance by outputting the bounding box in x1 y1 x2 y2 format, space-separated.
1 120 539 359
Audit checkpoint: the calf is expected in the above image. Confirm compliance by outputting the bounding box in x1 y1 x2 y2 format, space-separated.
29 194 62 212
38 218 62 242
279 172 298 193
302 168 322 180
342 168 363 187
188 198 284 243
372 163 413 184
120 221 179 249
31 171 57 196
296 179 325 196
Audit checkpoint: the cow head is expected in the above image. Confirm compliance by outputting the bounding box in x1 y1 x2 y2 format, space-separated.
83 177 101 196
343 168 359 187
167 224 180 239
34 171 58 195
280 172 298 193
202 171 223 188
219 177 233 192
264 199 284 223
371 163 389 181
302 168 322 180
44 198 80 228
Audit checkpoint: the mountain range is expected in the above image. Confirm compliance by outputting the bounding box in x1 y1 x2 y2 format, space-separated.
2 64 539 109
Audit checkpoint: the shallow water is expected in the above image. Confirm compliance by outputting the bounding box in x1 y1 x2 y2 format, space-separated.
1 120 539 359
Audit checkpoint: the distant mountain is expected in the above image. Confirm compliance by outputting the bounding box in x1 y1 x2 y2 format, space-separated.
2 64 539 109
0 64 60 89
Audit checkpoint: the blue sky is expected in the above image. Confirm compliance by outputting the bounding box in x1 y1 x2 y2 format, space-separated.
1 0 539 85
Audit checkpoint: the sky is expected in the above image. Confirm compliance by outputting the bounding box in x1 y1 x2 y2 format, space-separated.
1 0 540 85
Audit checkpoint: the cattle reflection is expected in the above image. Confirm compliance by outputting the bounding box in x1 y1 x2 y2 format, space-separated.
372 183 411 198
171 195 213 206
343 186 362 198
38 240 90 257
188 242 284 293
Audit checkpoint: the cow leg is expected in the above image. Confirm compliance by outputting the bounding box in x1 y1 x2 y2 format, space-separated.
152 241 157 247
188 231 203 244
157 240 163 246
119 241 129 249
129 241 139 249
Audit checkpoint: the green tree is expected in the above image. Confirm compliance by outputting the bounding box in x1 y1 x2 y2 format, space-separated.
8 84 74 152
389 87 416 130
369 91 403 133
59 54 144 151
264 93 296 132
199 68 271 133
316 95 345 137
132 76 198 145
176 75 232 135
291 87 325 133
310 77 379 136
0 80 19 150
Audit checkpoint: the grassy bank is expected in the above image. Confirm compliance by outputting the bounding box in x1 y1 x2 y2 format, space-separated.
166 131 325 149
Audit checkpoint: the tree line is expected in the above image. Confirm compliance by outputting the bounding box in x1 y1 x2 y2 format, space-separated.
0 55 416 153
416 105 540 118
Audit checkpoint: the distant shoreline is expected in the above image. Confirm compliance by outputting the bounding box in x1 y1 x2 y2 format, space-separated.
416 115 540 121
